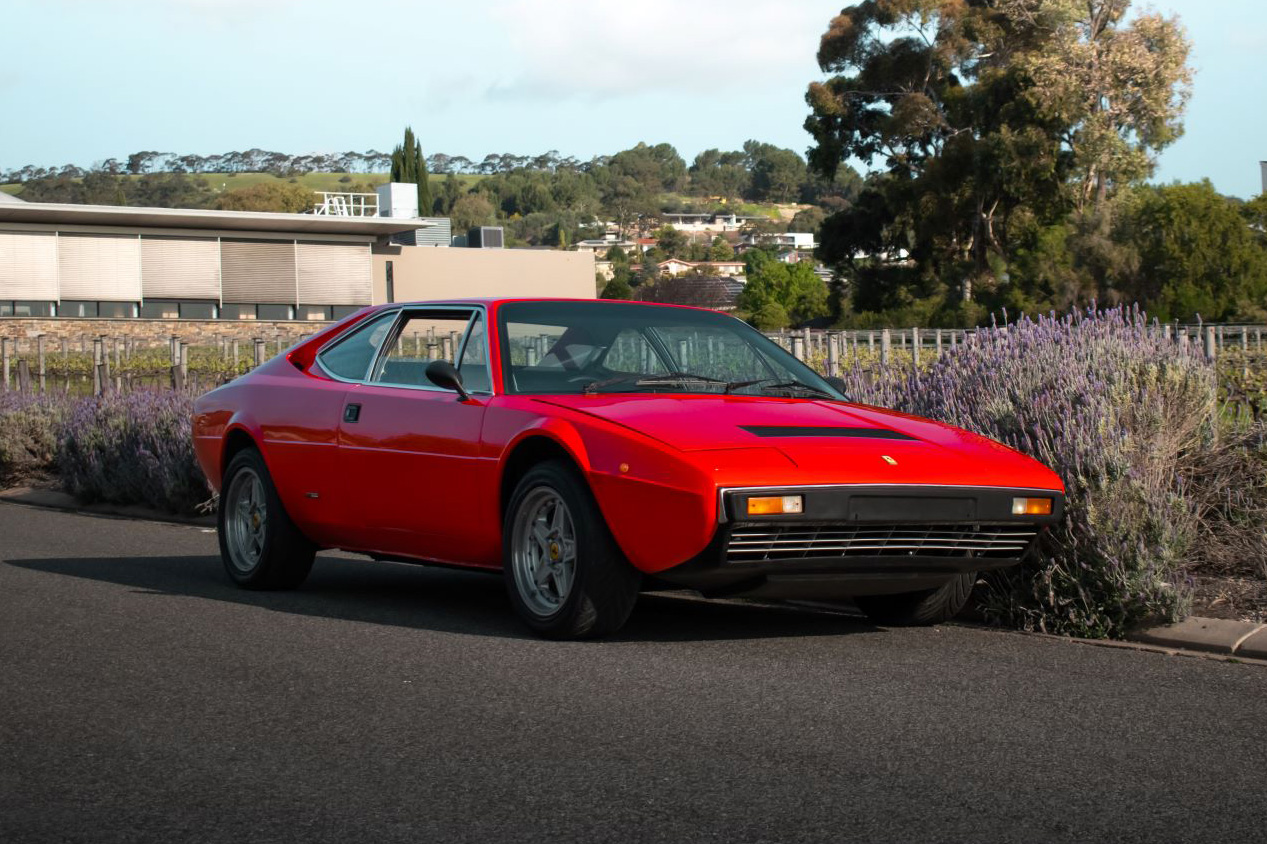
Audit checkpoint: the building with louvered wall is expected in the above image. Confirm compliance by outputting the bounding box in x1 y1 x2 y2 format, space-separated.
0 203 421 320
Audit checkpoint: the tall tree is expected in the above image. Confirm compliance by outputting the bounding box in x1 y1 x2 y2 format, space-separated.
390 126 433 217
744 141 807 202
804 0 1191 312
1016 0 1192 210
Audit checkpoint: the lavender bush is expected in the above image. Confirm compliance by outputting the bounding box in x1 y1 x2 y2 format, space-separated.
56 390 211 514
841 306 1267 637
0 393 68 485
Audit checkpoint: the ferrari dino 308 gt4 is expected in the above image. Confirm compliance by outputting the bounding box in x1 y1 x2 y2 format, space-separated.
194 298 1064 638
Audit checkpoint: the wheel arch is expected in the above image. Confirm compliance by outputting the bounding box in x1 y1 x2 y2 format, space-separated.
221 425 262 476
499 432 590 520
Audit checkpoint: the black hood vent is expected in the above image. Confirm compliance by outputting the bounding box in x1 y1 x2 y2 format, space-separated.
739 425 915 440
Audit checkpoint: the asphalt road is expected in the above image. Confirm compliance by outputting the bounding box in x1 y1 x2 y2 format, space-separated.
2 503 1267 844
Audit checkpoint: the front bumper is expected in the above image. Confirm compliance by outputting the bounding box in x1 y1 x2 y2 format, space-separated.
653 485 1064 599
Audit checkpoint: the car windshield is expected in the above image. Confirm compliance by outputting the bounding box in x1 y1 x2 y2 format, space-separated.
497 300 843 399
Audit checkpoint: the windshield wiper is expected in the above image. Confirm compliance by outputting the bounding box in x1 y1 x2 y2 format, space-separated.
726 378 837 399
584 371 730 394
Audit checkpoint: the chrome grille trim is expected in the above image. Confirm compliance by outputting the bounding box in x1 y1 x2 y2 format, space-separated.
726 523 1039 563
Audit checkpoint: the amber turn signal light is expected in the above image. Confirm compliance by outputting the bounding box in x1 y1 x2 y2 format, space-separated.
747 495 804 515
1012 497 1053 516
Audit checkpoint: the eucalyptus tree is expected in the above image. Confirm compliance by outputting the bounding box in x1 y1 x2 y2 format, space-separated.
805 0 1191 312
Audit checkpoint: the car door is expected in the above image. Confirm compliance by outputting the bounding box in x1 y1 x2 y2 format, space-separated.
281 309 400 545
337 306 497 564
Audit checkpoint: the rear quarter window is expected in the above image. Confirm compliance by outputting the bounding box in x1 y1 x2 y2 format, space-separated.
317 312 397 381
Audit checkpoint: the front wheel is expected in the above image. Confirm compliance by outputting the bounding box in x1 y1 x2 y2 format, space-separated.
854 572 976 626
218 448 316 590
504 461 640 639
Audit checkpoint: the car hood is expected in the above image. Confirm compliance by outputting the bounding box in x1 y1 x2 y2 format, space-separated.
533 394 1063 490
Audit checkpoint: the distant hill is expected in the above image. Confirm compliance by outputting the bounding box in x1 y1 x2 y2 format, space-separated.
0 171 489 199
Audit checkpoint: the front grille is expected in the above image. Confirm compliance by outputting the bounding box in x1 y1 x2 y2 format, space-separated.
726 523 1038 563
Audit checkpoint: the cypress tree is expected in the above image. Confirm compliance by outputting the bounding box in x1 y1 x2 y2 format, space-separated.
390 126 433 217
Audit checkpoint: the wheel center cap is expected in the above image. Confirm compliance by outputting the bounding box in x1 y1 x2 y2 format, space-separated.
252 512 261 530
549 541 560 560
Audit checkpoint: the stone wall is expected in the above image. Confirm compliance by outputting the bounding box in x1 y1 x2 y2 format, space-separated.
0 317 333 350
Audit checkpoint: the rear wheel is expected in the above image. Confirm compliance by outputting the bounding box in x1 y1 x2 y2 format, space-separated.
854 572 976 626
218 448 316 590
504 461 640 639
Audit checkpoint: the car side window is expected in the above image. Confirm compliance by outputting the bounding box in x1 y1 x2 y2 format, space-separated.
371 309 487 390
457 313 492 393
316 312 398 381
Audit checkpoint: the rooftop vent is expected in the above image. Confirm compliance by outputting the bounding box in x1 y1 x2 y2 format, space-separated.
468 226 504 249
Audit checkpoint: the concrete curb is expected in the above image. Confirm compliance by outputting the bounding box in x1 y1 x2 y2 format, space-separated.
1127 616 1267 660
782 599 1267 664
0 486 216 528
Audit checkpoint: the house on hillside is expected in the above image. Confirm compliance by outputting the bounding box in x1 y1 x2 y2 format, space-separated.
662 212 768 234
737 231 818 263
575 237 637 259
657 258 746 277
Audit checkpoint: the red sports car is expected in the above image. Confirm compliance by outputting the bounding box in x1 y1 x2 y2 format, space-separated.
193 298 1064 638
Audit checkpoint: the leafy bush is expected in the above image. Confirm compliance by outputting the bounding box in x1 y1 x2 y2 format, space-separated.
57 391 210 514
0 393 67 485
841 306 1251 637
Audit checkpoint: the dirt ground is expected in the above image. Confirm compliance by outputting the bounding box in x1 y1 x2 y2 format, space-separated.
1190 575 1267 623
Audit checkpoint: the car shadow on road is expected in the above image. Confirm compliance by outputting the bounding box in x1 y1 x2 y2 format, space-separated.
7 552 881 642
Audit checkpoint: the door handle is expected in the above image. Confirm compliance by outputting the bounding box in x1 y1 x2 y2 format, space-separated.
343 403 361 423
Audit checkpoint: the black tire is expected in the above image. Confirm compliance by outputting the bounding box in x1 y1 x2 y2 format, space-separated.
218 448 316 590
854 572 976 626
503 460 640 639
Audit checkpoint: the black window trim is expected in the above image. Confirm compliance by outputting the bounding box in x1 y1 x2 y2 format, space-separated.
314 304 493 393
367 305 493 395
314 307 404 384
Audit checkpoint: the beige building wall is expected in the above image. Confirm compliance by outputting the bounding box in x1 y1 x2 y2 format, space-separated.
372 245 597 304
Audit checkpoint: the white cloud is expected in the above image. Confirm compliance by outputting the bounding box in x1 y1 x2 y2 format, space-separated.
482 0 832 101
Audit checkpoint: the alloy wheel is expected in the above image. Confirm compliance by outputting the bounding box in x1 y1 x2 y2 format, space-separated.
225 467 268 574
510 487 577 616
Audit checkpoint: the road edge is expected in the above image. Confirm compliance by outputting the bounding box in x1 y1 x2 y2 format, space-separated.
6 489 1265 661
0 486 216 528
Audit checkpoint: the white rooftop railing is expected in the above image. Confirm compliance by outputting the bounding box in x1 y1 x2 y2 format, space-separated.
311 192 380 217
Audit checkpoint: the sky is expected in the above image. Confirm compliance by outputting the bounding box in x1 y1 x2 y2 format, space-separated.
2 0 1264 197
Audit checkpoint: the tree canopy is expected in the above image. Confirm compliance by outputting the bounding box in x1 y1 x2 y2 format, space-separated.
805 0 1196 322
737 251 830 327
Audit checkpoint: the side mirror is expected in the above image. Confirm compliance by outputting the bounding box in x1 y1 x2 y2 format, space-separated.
824 376 852 401
426 359 472 401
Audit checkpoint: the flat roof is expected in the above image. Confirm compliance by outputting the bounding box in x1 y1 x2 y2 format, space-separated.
0 202 430 236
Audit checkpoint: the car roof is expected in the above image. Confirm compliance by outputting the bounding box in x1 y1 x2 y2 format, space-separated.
376 298 723 314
